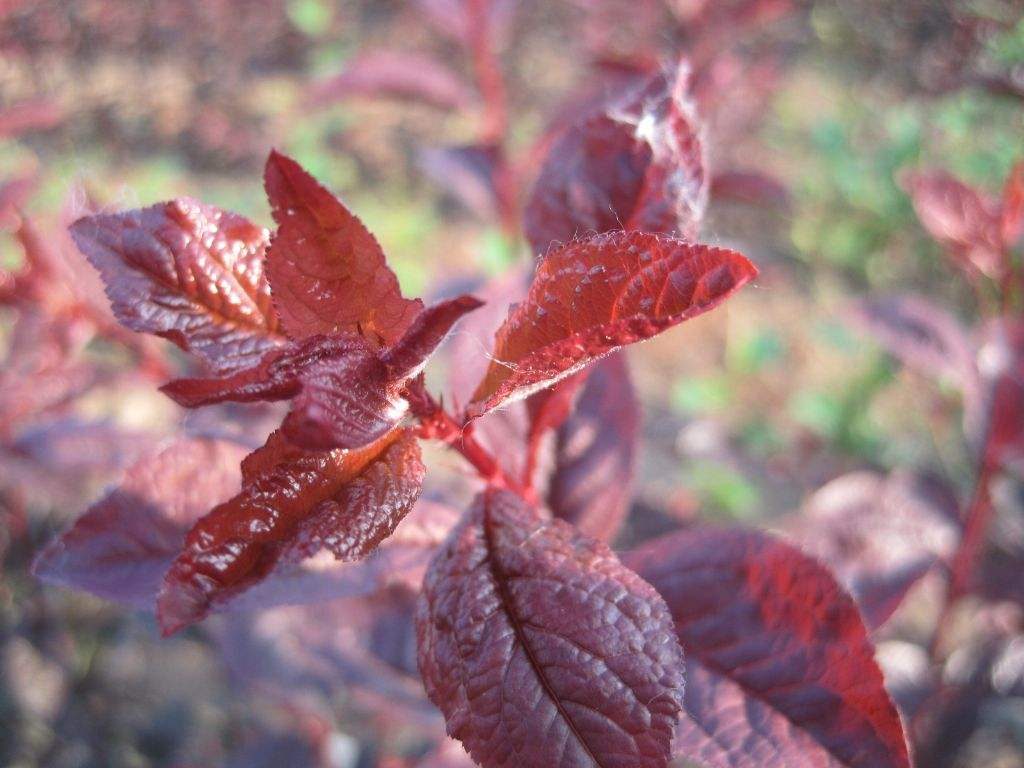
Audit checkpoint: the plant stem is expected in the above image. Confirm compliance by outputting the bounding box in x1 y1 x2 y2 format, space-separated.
404 377 530 499
929 444 998 659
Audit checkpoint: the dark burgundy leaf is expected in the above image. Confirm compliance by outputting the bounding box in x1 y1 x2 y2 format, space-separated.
628 526 911 768
524 61 706 254
70 199 284 374
469 231 756 415
157 428 424 634
416 488 684 768
264 150 423 346
789 470 961 629
382 294 485 381
33 440 449 620
308 50 475 110
548 353 639 543
524 371 588 446
164 296 480 451
32 437 247 609
902 170 1005 280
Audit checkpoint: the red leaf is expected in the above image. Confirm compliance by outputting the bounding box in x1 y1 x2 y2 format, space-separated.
627 526 911 768
157 428 424 634
789 470 960 629
163 296 481 451
524 61 706 254
383 294 486 381
32 437 247 609
548 353 639 542
1002 160 1024 249
264 151 424 346
308 50 476 110
469 231 756 415
70 199 284 374
163 333 401 450
32 437 450 614
902 170 1005 280
416 489 684 768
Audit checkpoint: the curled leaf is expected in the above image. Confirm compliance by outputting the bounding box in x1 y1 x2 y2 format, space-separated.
163 296 481 451
416 488 684 768
157 428 424 634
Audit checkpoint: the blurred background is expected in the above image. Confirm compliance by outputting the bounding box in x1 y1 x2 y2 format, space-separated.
1 1 1023 766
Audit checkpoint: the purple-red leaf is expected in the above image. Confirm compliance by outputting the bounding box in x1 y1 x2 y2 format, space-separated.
157 428 424 635
469 231 756 415
70 199 284 374
902 170 1005 280
416 488 684 768
264 150 423 346
308 50 476 110
548 353 639 542
163 296 480 451
33 436 450 617
628 526 911 768
382 294 486 381
524 61 706 254
789 470 960 629
32 438 247 608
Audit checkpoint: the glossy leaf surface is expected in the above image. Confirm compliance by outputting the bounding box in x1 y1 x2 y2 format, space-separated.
157 428 424 634
70 199 283 374
264 150 423 345
628 527 911 768
163 296 480 451
469 231 756 415
524 62 706 254
416 489 684 768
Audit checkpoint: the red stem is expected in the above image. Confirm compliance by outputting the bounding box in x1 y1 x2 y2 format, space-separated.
405 377 531 500
929 441 998 659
